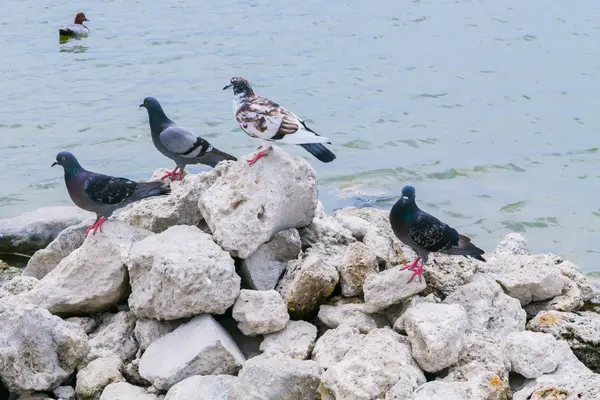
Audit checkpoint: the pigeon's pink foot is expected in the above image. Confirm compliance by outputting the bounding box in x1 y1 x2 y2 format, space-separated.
161 167 182 181
400 257 422 272
85 216 108 236
407 262 424 283
247 146 272 166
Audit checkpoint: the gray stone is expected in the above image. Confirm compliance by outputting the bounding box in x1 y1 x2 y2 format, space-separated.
53 386 76 400
260 320 317 360
65 317 97 334
232 289 289 336
363 266 426 312
99 382 159 400
123 359 151 387
311 324 363 370
504 331 562 378
495 232 530 256
164 375 237 400
337 242 378 297
0 276 38 295
85 311 138 365
135 318 181 353
318 303 387 333
76 357 124 400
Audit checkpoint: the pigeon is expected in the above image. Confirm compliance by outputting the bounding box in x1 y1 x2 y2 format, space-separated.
59 13 90 37
389 185 486 283
52 151 171 236
223 77 336 165
140 97 237 181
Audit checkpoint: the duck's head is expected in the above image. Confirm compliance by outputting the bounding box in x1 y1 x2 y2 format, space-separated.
74 13 89 24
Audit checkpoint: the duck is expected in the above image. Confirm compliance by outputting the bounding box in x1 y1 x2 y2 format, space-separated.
59 13 90 37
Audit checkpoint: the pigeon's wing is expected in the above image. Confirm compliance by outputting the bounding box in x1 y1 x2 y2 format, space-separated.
408 210 460 252
84 173 139 205
159 125 211 159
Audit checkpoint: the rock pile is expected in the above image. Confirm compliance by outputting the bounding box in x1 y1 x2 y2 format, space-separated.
1 147 599 399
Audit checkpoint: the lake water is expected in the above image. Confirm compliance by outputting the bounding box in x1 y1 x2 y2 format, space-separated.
1 0 599 273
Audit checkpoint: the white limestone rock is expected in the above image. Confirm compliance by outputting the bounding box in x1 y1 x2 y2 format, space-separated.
338 242 378 297
100 382 159 400
311 324 363 370
363 266 426 312
84 311 138 365
260 320 317 360
164 375 237 400
232 289 289 336
504 331 562 378
76 357 124 400
318 303 387 333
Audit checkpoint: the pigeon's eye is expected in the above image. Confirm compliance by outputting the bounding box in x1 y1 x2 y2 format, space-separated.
61 156 66 161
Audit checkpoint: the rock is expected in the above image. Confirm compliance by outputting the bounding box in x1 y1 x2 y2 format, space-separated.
19 393 54 400
76 357 124 400
228 354 322 400
556 258 599 302
23 222 87 279
65 317 97 334
164 375 237 400
392 294 441 333
527 310 600 373
119 172 211 233
260 320 317 359
413 373 510 400
239 228 301 291
418 253 481 296
479 254 566 306
53 386 76 400
443 273 526 338
504 331 562 378
100 382 159 400
301 213 355 249
127 225 240 320
122 359 151 387
139 315 245 390
363 266 426 312
218 316 264 359
0 260 21 287
276 251 339 319
20 221 151 315
85 312 138 365
318 303 387 333
198 148 317 259
319 328 425 400
0 296 89 392
0 206 89 254
135 319 181 353
524 278 584 318
495 232 530 256
311 324 363 370
404 302 469 372
338 242 378 297
232 289 289 336
0 276 39 295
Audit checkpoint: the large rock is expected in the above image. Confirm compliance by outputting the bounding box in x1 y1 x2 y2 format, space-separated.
100 382 159 400
319 328 425 400
232 289 289 336
239 228 302 291
260 320 317 360
504 331 562 378
404 302 469 372
164 375 237 400
20 221 151 315
119 172 211 233
0 296 89 392
363 266 426 312
76 357 124 400
495 232 530 256
228 354 322 400
524 278 584 317
198 147 318 258
0 275 39 296
443 273 526 338
0 206 89 254
337 242 378 297
134 318 181 353
276 251 339 319
311 324 363 370
527 310 600 373
127 225 240 319
139 315 245 390
413 374 510 400
84 311 138 365
318 303 386 333
23 222 87 279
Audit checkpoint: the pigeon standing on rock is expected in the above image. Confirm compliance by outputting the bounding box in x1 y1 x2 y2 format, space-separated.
140 97 238 181
389 185 486 283
223 76 336 165
52 151 171 235
59 13 90 37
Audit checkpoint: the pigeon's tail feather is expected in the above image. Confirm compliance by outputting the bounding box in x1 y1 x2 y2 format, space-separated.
445 234 486 262
59 29 74 36
134 181 171 200
199 147 238 167
299 143 336 163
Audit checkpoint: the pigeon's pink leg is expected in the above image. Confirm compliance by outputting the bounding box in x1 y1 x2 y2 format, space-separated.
400 257 421 272
161 167 182 181
85 216 108 236
247 146 272 166
407 262 424 283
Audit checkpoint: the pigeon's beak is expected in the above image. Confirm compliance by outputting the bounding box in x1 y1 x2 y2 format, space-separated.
51 162 58 167
139 104 145 108
400 196 409 206
223 84 232 91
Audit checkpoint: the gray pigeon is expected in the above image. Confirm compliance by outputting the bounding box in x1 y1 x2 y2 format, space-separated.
389 185 486 283
52 151 171 236
140 97 237 181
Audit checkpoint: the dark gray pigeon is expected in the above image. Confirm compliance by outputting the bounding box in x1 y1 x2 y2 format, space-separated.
52 151 171 236
389 185 485 283
140 97 237 181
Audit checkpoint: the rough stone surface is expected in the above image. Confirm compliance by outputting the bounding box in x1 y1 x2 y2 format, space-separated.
123 358 150 387
420 253 481 296
0 206 89 254
0 260 21 288
311 324 363 370
239 228 302 291
363 266 426 311
53 386 76 400
0 296 89 392
443 273 526 338
164 375 237 400
139 315 245 390
84 312 138 366
404 302 469 372
135 318 181 353
276 251 339 319
260 320 317 359
495 232 530 256
76 357 124 400
527 310 600 373
127 225 240 320
100 382 159 400
218 316 264 359
319 328 425 400
20 221 151 315
504 331 562 378
338 242 378 297
525 278 584 317
0 275 39 295
65 317 97 334
392 294 441 333
232 289 289 336
23 221 87 279
228 354 322 400
318 303 386 333
198 148 318 259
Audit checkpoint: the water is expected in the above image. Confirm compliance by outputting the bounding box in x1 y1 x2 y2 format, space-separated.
1 0 599 272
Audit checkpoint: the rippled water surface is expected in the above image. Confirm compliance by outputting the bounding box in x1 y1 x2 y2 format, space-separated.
1 0 599 272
